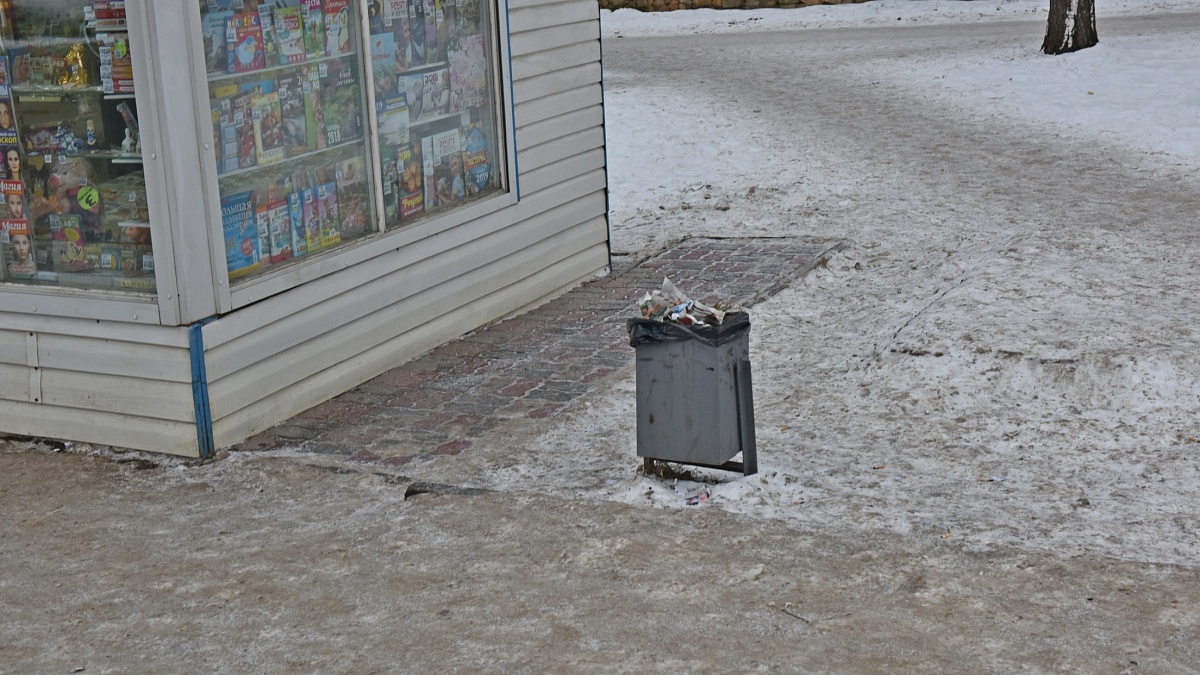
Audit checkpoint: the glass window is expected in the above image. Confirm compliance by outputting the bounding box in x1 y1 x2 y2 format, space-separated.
367 0 503 229
0 1 156 294
200 0 376 284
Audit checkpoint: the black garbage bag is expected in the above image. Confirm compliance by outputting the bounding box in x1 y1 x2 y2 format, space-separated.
627 311 750 349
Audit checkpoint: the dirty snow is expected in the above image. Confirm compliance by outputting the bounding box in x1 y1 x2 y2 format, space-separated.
482 1 1200 567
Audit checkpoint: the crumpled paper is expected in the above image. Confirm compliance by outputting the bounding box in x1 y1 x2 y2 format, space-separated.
638 277 728 326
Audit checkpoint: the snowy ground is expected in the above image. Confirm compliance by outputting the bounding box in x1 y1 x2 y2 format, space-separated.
458 1 1200 568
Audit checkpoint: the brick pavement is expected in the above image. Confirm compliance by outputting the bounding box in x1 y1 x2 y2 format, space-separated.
232 237 843 463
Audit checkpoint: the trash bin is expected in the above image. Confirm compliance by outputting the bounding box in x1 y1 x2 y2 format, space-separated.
626 311 757 475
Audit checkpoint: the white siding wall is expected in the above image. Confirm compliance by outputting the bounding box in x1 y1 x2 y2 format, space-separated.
204 0 609 447
0 316 198 456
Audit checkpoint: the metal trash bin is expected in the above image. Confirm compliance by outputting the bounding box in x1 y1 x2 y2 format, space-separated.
626 311 757 475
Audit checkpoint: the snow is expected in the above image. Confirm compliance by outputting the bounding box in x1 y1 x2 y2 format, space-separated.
501 0 1200 566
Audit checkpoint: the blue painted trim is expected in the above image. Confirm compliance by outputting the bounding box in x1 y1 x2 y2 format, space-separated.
188 318 216 459
504 0 520 200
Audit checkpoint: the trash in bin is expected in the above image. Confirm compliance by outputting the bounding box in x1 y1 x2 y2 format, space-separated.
638 277 726 326
628 277 757 476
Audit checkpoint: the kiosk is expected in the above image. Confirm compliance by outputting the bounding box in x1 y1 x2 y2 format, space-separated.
0 0 609 457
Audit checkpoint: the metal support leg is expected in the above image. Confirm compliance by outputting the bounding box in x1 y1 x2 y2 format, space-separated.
735 359 757 476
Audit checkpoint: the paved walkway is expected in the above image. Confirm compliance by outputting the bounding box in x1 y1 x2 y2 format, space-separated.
232 237 843 465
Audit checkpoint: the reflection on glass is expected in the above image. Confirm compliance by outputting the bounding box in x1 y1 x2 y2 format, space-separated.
199 0 375 283
367 0 503 229
0 1 156 294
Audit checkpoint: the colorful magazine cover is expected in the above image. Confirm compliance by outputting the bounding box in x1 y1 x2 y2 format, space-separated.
252 90 286 166
323 0 352 56
2 218 35 279
232 91 257 168
7 46 30 86
459 121 491 194
254 196 273 265
48 214 86 272
377 92 409 147
0 179 23 219
221 189 259 279
421 127 463 210
399 72 425 122
456 0 480 36
288 189 307 257
301 0 327 61
334 156 369 239
274 6 307 65
370 31 399 99
407 0 429 66
396 140 424 220
437 0 457 62
202 10 234 73
320 58 362 146
258 4 282 68
301 63 326 151
301 186 322 252
316 181 341 248
420 67 450 120
423 0 440 63
268 199 293 263
276 74 308 157
447 33 486 113
226 12 265 74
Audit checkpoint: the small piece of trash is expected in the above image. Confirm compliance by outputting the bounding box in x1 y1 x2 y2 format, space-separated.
872 465 886 470
943 531 953 539
780 425 790 431
685 489 710 506
977 475 1008 483
606 479 621 486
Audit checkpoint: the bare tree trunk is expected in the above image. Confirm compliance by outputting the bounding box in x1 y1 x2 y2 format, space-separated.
1043 0 1099 54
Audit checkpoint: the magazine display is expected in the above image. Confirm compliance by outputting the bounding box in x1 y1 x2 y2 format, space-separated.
197 0 502 285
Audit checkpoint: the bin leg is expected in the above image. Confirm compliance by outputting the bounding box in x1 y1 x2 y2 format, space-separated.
735 359 757 476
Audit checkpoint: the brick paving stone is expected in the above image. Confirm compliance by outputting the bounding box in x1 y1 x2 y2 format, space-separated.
242 237 840 463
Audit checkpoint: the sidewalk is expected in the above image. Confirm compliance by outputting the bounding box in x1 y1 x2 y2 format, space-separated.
232 236 843 465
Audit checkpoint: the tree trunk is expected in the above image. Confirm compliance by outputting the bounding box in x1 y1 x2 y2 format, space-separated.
1043 0 1099 55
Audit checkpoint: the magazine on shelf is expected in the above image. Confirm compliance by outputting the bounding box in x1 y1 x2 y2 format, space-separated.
423 0 440 63
320 58 361 145
274 6 306 65
222 189 259 279
407 0 429 67
456 0 479 35
421 127 463 210
2 219 35 280
48 214 88 272
447 33 485 113
267 198 293 263
203 10 234 73
226 12 265 74
316 181 341 248
459 121 490 194
301 63 326 151
301 0 327 61
258 4 282 68
301 185 322 252
277 73 308 157
399 72 425 122
396 140 424 220
288 188 308 257
420 67 450 120
436 0 456 63
252 90 286 166
324 0 352 56
334 156 368 238
232 90 258 169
